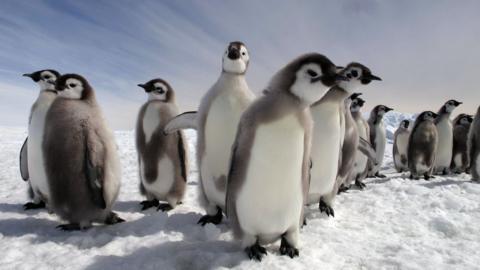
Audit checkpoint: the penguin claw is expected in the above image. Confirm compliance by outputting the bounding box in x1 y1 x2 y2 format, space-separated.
280 237 299 259
375 173 387 178
245 243 267 261
23 201 46 210
197 207 223 226
140 199 159 210
157 203 173 212
105 212 125 225
56 223 82 231
337 184 350 194
319 200 335 217
355 180 366 189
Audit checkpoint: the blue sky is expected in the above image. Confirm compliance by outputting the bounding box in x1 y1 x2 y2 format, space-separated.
1 0 479 129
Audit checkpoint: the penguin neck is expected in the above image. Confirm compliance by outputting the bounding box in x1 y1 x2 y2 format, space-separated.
217 72 247 90
351 110 363 119
312 85 349 106
369 112 383 126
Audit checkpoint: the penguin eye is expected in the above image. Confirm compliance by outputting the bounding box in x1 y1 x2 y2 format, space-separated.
68 83 76 88
44 75 51 79
307 69 318 77
351 70 358 77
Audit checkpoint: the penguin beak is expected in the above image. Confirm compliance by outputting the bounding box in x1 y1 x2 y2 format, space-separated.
432 112 439 118
335 74 349 82
137 84 146 89
385 107 394 112
363 74 382 81
22 73 33 79
227 47 240 60
351 92 362 99
455 101 462 106
404 121 410 128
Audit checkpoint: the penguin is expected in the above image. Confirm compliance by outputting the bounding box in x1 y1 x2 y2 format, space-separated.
308 63 381 217
19 69 61 210
367 105 393 178
348 96 371 186
451 114 473 173
408 111 438 180
135 79 187 211
165 41 255 226
393 120 411 173
226 53 345 261
433 99 462 175
468 107 480 181
43 74 123 230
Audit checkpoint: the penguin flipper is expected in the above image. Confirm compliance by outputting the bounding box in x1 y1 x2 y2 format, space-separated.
358 137 376 162
164 111 198 134
19 137 29 181
84 134 107 209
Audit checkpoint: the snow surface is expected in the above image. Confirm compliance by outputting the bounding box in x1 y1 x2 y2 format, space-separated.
1 119 480 270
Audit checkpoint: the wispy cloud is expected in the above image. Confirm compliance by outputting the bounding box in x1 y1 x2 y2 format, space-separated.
1 0 479 129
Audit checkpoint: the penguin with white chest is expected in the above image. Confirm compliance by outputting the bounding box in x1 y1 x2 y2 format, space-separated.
367 105 393 178
451 114 472 173
226 53 345 261
44 74 123 230
308 63 381 216
349 96 371 187
136 79 187 211
434 99 462 175
393 120 411 173
19 69 61 210
165 41 255 226
408 111 438 180
468 107 480 182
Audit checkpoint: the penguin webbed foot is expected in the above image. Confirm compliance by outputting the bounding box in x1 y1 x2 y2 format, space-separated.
105 212 125 225
197 207 223 226
279 237 299 259
56 223 84 231
375 172 386 178
23 201 46 210
245 242 267 261
337 184 350 194
140 199 159 210
424 174 434 180
319 199 335 217
157 203 173 212
355 180 366 190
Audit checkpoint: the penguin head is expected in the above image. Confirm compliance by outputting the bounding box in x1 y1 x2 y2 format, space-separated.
419 111 438 122
444 99 462 113
222 41 249 74
400 120 410 129
23 69 60 91
350 97 365 112
456 114 473 126
338 63 381 91
137 79 173 102
375 105 393 116
267 53 347 105
55 74 93 100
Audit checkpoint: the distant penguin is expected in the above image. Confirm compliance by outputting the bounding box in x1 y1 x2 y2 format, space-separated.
349 96 371 187
451 114 472 173
44 74 123 230
135 79 187 211
393 120 410 173
308 63 381 217
165 41 255 226
19 69 61 210
434 99 462 175
408 111 438 180
367 105 393 178
226 53 344 261
468 107 480 182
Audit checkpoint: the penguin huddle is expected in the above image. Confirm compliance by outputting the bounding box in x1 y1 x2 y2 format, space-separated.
392 99 480 181
17 41 479 262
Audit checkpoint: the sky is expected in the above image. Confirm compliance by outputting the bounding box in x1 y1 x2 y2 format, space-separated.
0 0 479 129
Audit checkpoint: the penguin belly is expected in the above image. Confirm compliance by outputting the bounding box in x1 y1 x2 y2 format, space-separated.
308 103 342 204
202 93 247 209
236 114 304 244
372 124 386 173
353 120 369 179
434 120 453 170
140 157 175 199
394 133 409 170
28 93 56 203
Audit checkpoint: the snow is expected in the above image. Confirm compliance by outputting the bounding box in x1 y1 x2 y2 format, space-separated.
1 118 480 270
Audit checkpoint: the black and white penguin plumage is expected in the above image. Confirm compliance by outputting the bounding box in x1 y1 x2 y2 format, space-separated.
136 79 187 211
43 74 123 230
349 96 370 186
408 111 438 180
434 99 462 175
393 120 410 173
19 69 61 210
451 114 472 174
367 105 393 178
468 106 480 182
226 53 345 261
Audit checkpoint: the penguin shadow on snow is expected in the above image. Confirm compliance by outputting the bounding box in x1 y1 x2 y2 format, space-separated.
420 178 472 189
0 202 48 216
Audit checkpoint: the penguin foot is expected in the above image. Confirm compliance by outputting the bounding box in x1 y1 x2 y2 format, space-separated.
105 212 125 225
424 174 434 180
140 199 159 210
245 243 267 261
280 237 299 259
23 201 46 210
56 223 82 231
337 184 350 194
197 207 223 226
302 217 307 227
157 203 173 212
375 173 387 178
319 200 335 217
355 180 366 190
